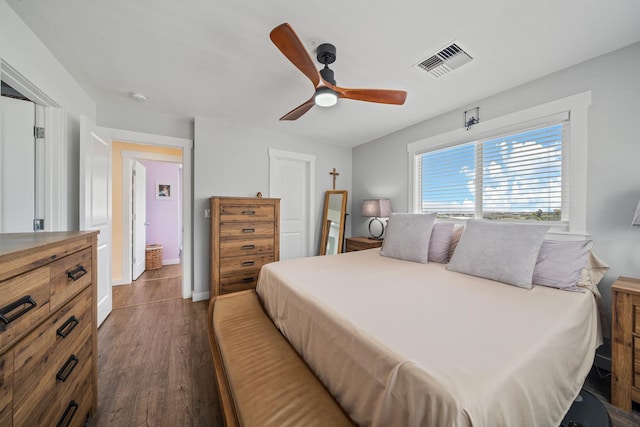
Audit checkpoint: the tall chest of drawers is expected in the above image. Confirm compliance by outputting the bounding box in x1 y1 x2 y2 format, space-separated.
210 197 280 297
0 231 98 427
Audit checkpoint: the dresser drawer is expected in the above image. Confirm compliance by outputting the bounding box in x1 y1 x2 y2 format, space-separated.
12 287 92 420
633 299 640 334
634 337 640 389
50 247 92 312
220 255 274 277
219 272 260 294
220 203 275 222
0 351 12 427
55 361 93 427
13 337 92 427
220 222 274 239
0 266 50 352
219 237 274 258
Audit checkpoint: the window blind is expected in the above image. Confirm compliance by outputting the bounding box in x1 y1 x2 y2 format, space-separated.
415 119 570 224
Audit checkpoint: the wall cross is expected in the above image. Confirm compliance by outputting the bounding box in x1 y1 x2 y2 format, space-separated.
329 168 340 190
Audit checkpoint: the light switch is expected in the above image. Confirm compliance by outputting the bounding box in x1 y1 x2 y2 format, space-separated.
204 208 210 218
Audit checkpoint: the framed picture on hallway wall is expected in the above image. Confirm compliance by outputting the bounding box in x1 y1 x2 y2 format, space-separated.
156 182 173 200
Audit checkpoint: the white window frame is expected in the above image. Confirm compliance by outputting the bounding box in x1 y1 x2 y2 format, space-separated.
407 91 591 239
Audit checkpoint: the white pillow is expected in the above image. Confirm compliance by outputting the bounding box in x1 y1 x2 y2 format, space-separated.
380 213 437 263
532 240 593 291
446 220 549 289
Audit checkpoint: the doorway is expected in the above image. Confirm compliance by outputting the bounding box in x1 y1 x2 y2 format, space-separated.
134 159 183 275
117 144 190 299
1 60 66 231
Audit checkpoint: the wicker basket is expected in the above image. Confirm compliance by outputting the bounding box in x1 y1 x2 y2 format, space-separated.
145 244 163 270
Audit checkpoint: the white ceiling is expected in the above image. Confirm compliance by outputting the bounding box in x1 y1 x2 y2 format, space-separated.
6 0 640 147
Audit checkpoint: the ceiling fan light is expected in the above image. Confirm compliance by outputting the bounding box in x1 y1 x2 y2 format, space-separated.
314 87 338 107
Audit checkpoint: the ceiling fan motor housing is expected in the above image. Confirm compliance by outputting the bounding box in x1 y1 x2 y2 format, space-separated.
317 43 337 84
316 43 336 64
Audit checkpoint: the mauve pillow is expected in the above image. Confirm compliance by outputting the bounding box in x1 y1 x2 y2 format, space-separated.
532 240 593 291
448 224 465 260
428 222 455 263
380 213 437 263
446 220 549 289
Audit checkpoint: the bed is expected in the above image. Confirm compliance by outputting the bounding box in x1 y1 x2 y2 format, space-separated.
255 219 603 427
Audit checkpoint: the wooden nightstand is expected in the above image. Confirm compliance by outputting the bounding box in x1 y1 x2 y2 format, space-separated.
611 276 640 411
345 236 383 252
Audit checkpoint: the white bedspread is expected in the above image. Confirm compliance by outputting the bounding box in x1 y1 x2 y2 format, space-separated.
256 249 599 427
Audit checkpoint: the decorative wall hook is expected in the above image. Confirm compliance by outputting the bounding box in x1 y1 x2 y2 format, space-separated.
464 107 480 130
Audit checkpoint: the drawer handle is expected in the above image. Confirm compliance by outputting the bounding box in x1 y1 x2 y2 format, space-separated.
242 228 255 233
242 210 256 215
56 354 79 382
0 295 37 325
56 400 79 427
57 316 79 338
241 277 255 284
242 261 255 267
67 265 88 281
241 244 255 250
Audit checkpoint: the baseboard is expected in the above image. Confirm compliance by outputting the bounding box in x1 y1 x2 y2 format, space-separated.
162 259 181 265
112 278 130 286
192 291 210 302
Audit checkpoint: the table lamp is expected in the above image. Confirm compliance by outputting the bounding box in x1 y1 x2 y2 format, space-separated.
362 199 391 239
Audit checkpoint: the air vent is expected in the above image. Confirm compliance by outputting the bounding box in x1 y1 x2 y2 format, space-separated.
415 43 473 78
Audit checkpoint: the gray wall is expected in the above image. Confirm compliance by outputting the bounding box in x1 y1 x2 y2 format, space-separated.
193 117 352 299
353 42 640 335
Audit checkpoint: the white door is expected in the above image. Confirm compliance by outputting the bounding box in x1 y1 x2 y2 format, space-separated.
131 160 147 280
0 96 35 232
80 116 112 327
269 150 315 260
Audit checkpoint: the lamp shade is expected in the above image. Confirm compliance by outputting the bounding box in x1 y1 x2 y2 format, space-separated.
361 199 392 218
633 199 640 226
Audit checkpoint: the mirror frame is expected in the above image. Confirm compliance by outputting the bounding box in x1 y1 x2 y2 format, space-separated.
320 190 348 255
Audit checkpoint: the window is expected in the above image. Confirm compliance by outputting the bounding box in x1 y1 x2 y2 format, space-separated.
407 92 591 236
416 121 568 225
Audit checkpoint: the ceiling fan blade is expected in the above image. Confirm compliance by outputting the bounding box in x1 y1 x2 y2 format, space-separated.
270 23 320 88
280 97 316 121
331 85 407 105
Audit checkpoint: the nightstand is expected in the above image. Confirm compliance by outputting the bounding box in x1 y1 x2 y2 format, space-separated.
345 236 383 252
611 276 640 411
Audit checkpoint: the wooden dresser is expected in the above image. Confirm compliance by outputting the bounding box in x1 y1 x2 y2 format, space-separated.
210 197 280 297
0 231 98 427
611 276 640 411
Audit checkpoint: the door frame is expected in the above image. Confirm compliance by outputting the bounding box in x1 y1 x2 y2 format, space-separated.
268 148 315 257
110 128 193 299
1 59 66 231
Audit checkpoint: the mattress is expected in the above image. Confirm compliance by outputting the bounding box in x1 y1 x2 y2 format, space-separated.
256 249 599 427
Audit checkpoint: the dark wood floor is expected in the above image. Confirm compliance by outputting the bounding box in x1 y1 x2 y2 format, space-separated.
87 265 222 427
87 264 640 426
583 366 640 427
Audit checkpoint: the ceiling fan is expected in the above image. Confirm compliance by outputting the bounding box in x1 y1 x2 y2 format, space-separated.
270 23 407 121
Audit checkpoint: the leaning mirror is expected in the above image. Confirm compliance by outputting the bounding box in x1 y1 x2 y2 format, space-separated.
320 190 348 255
